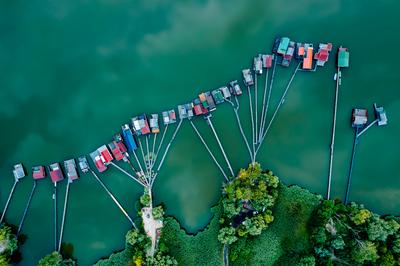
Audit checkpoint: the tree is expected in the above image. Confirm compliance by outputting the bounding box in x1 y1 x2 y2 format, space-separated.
351 241 379 264
152 206 164 221
126 229 146 247
0 225 17 256
146 252 177 265
0 255 10 266
349 203 371 225
218 227 238 245
38 252 63 266
296 255 316 266
140 191 151 207
331 236 345 250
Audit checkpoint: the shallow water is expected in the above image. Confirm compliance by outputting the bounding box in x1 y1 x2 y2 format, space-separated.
1 0 399 264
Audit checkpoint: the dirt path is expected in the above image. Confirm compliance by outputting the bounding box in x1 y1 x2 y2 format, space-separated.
141 207 163 256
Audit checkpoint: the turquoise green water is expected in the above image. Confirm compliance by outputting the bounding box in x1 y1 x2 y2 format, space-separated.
1 0 400 264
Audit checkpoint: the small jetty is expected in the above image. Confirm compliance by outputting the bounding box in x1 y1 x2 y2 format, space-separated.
17 165 46 236
242 68 256 156
58 159 79 252
344 104 387 204
326 46 349 200
48 162 64 251
88 167 136 228
0 164 26 224
189 120 228 182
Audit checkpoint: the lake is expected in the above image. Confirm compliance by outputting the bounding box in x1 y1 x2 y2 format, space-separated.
0 0 399 264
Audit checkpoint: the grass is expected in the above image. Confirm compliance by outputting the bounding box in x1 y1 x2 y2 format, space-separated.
230 184 321 265
160 204 223 265
94 183 322 265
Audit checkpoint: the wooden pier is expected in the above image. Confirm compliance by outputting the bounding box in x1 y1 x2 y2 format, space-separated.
327 67 341 200
256 61 301 155
58 181 70 252
226 96 253 162
110 162 147 187
53 182 58 251
0 180 18 224
344 128 359 204
190 120 229 182
17 181 37 236
90 169 137 229
206 116 234 177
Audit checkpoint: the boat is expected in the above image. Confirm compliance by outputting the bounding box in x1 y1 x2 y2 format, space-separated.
199 93 209 110
193 99 204 115
178 105 188 120
97 145 113 164
113 133 128 153
211 89 224 104
168 110 177 124
242 69 254 86
132 115 151 136
64 159 79 182
253 55 263 74
277 37 290 55
272 37 281 54
295 43 305 60
262 54 273 69
32 165 46 180
302 43 314 70
205 91 216 111
149 114 160 133
338 46 349 68
220 86 231 99
78 156 89 173
351 108 368 128
314 43 332 66
48 163 64 183
90 150 107 172
162 109 177 125
185 103 194 119
229 80 242 96
108 141 124 161
162 111 170 124
121 124 138 152
13 163 26 181
373 103 388 126
282 41 295 67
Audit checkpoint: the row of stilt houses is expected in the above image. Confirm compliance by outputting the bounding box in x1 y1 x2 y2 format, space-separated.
0 36 388 262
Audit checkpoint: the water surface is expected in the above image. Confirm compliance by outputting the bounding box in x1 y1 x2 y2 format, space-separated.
1 0 399 264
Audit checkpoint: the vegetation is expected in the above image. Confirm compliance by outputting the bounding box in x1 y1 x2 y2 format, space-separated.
94 163 400 265
37 251 75 266
152 206 165 221
0 224 18 265
160 204 223 265
218 163 279 244
298 200 400 265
